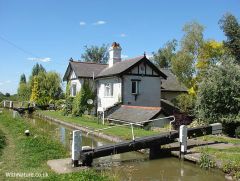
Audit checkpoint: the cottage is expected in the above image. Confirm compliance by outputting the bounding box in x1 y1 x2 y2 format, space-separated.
63 42 168 125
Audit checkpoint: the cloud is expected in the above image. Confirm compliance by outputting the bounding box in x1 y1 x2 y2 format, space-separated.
120 33 126 37
79 21 86 26
146 54 153 59
5 80 11 83
28 57 51 62
121 55 129 59
0 80 11 86
93 20 106 25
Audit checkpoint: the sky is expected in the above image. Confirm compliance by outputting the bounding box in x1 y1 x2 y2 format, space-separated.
0 0 239 94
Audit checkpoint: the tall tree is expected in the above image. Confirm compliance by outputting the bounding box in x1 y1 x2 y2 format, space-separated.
31 63 46 76
30 76 39 102
171 21 204 89
153 39 177 68
17 83 30 101
20 74 26 84
81 44 109 64
219 13 240 62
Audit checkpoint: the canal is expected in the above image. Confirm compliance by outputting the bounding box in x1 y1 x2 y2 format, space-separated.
27 115 227 181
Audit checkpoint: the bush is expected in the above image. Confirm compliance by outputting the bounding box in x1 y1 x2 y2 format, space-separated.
172 112 193 130
173 93 196 115
199 151 216 169
223 161 240 179
63 97 74 116
72 80 95 117
188 119 207 128
235 126 240 138
195 60 240 135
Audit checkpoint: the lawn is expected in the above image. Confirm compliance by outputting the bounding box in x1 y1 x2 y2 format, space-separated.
0 110 114 181
37 110 162 140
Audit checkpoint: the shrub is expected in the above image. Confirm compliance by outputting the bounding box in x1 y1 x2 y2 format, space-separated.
235 126 240 138
199 151 216 169
195 60 240 135
172 112 193 130
72 80 95 117
173 93 196 115
63 97 73 116
188 119 207 128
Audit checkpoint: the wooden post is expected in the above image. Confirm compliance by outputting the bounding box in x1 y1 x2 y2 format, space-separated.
72 130 82 167
179 125 187 158
10 101 13 108
3 100 6 108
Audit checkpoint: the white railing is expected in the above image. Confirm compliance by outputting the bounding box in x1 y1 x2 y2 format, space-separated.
86 115 175 143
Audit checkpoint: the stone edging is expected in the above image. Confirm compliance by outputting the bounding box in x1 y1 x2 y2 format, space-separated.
34 112 124 143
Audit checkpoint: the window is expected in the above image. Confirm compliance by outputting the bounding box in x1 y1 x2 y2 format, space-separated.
132 81 138 94
104 83 113 97
71 83 77 97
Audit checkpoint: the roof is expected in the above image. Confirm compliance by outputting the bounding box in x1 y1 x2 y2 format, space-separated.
97 56 167 79
63 61 108 80
107 105 161 124
160 99 180 115
160 69 187 92
63 56 167 81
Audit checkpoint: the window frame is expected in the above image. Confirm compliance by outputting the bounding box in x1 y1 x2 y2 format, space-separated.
131 81 139 95
104 83 113 97
71 83 77 97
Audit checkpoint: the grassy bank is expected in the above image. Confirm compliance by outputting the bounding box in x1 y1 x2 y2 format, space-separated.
197 135 240 179
0 128 6 157
0 110 114 180
38 110 161 140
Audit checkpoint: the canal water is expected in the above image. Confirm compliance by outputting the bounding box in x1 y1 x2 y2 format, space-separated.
27 115 227 181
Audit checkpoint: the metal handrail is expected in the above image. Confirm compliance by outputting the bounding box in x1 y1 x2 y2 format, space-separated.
86 115 175 141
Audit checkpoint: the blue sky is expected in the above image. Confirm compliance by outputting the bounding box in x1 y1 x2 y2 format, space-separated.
0 0 239 94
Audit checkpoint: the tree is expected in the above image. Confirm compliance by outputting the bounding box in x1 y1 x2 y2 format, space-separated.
219 13 240 62
153 39 177 68
72 80 95 116
31 63 46 76
30 76 39 102
20 74 26 84
17 83 30 101
17 73 30 101
81 44 109 64
195 59 240 131
33 71 62 105
171 21 204 89
197 40 225 70
171 51 195 88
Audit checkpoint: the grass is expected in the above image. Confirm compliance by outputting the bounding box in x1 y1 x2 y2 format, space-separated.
0 110 114 181
0 128 6 157
38 110 161 140
196 135 240 179
201 135 240 144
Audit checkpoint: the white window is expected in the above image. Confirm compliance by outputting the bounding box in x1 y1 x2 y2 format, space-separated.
104 83 113 97
71 83 77 97
132 81 138 94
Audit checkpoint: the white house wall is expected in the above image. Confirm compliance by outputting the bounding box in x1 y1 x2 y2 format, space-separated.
97 77 122 110
122 75 161 107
